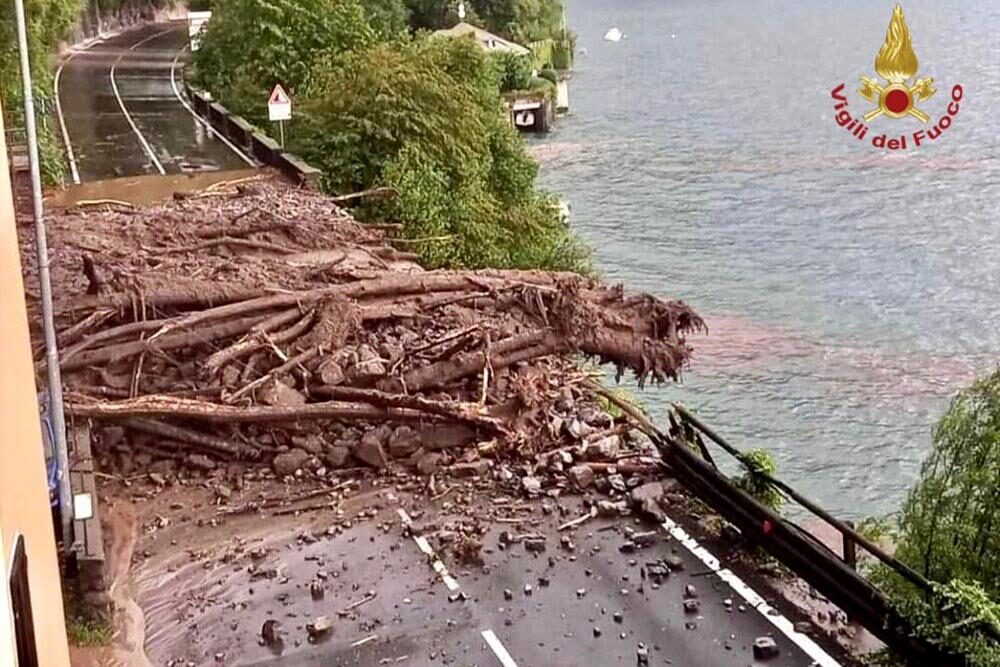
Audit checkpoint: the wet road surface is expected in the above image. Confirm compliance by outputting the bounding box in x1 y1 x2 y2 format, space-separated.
134 484 839 666
56 23 253 182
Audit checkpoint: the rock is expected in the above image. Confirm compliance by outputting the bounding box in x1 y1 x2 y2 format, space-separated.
503 589 513 601
567 418 590 440
636 642 650 665
582 435 620 461
450 460 490 478
567 463 596 489
318 359 345 386
259 378 305 407
607 473 627 493
619 541 637 554
665 553 685 571
613 611 624 624
521 476 542 496
273 449 310 476
593 626 602 637
632 531 658 547
148 472 167 486
148 459 176 476
388 426 422 458
684 584 698 599
416 452 447 475
356 430 389 468
186 454 216 471
752 636 780 660
597 500 630 517
291 434 325 455
306 616 333 640
261 620 281 646
524 537 547 553
683 599 700 614
630 482 666 521
310 581 324 600
323 445 351 468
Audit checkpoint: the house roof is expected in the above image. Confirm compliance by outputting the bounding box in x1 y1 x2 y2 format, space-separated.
433 22 531 56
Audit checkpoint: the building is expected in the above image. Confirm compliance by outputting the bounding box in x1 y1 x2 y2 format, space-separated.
433 21 531 55
0 100 73 667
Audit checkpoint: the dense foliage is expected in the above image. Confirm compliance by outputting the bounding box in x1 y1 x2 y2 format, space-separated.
0 0 81 183
871 369 1000 666
194 0 587 272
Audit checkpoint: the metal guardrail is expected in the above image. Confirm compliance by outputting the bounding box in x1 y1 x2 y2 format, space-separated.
584 380 965 667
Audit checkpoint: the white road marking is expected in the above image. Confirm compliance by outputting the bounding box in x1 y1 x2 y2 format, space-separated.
396 509 460 591
660 516 843 667
109 29 172 175
169 48 256 166
481 629 520 667
54 53 81 184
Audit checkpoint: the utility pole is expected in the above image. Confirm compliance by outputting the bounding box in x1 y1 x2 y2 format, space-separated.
14 0 74 555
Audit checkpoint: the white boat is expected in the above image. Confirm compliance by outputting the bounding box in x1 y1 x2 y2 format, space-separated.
603 27 624 42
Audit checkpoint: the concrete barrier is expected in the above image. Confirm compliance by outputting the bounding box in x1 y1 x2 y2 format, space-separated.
182 83 324 189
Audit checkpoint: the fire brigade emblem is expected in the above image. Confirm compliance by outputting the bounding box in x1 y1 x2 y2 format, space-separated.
858 4 936 122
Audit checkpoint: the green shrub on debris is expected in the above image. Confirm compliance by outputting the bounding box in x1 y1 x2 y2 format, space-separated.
870 369 1000 667
732 448 783 511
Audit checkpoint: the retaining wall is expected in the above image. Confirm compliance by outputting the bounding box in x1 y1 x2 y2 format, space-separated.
185 85 323 189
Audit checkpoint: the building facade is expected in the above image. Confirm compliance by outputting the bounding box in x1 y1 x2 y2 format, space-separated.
0 100 72 667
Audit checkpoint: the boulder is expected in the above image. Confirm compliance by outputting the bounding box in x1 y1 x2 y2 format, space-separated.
273 448 310 476
388 425 421 458
416 452 447 475
582 435 620 461
568 464 596 489
630 482 666 521
291 433 325 455
258 378 305 407
355 431 389 468
323 445 351 468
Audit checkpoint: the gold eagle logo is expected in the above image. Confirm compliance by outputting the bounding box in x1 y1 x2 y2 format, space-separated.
858 4 936 122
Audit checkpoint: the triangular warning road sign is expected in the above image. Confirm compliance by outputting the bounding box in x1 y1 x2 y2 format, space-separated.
268 84 290 106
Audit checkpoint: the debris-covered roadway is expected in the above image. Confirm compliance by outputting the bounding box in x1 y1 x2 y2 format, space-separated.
132 479 819 667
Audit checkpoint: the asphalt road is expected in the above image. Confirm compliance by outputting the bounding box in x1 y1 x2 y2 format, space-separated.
55 23 253 182
138 486 841 667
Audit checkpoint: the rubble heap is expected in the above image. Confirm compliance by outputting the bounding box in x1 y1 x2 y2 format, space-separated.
22 175 704 479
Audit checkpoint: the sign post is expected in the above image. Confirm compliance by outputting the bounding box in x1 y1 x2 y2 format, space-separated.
267 84 292 149
187 10 212 51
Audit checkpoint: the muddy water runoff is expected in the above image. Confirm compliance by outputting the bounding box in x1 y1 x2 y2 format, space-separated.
533 0 1000 517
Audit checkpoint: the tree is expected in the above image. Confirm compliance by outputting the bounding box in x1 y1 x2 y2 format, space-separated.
192 0 378 121
871 369 1000 666
295 36 588 271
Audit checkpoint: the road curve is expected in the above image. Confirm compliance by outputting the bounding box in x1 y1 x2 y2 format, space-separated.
56 22 253 182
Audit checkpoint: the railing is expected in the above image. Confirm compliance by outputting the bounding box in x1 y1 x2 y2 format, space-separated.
585 379 966 667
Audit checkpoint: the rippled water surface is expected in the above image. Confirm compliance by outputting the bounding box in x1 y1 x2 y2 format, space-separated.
533 0 1000 516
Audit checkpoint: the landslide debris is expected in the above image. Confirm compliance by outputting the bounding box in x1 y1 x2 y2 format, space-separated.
21 174 704 481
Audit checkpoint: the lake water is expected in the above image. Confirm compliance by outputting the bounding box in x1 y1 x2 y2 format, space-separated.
532 0 1000 517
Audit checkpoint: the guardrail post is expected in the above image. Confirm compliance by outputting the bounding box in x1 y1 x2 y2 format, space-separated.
843 520 858 570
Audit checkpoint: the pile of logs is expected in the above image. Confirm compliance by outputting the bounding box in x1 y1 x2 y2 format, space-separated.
22 176 704 475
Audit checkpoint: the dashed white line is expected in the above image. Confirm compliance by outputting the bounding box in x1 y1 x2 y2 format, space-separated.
54 53 81 184
169 47 256 166
109 29 172 175
397 508 460 591
481 629 521 667
660 516 843 667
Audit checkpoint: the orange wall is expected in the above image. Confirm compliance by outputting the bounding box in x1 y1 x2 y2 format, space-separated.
0 101 72 667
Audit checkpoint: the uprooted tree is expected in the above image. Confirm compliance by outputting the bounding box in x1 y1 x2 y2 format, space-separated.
26 179 703 476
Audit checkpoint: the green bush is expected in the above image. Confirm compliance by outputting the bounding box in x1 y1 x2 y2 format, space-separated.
295 37 588 272
732 448 783 511
493 50 531 92
0 0 80 184
538 68 558 85
870 369 1000 666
